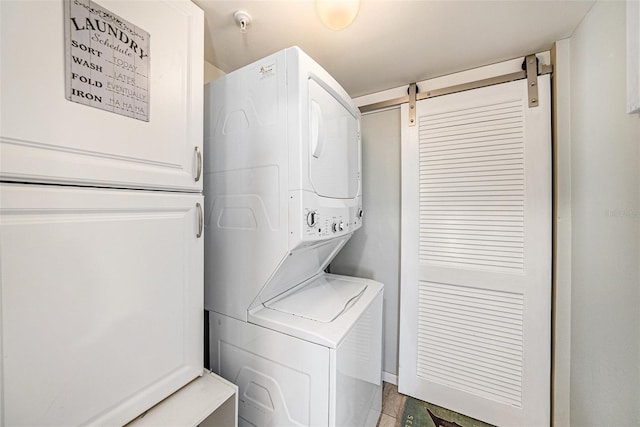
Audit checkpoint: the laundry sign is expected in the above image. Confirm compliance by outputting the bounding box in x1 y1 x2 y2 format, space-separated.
64 0 150 121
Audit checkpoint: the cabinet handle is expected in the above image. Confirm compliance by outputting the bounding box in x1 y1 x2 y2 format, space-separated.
194 146 202 182
196 203 203 238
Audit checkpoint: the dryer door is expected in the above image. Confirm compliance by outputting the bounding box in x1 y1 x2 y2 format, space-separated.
308 79 359 199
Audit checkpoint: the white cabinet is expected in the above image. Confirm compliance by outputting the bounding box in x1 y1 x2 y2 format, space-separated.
126 371 238 427
0 0 206 424
0 0 204 192
0 183 204 425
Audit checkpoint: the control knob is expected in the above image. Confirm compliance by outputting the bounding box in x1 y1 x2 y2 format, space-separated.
306 211 317 227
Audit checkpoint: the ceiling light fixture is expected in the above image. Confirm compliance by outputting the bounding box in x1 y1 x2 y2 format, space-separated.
315 0 360 31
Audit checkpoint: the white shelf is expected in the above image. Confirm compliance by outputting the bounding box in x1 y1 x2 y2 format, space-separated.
126 370 238 426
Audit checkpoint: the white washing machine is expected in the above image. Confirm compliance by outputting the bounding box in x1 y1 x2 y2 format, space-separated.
204 47 383 427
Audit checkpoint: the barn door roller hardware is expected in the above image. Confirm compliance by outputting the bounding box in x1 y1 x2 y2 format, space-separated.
524 54 540 108
360 54 553 124
408 83 417 126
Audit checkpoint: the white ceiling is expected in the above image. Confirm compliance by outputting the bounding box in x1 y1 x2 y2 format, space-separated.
193 0 594 98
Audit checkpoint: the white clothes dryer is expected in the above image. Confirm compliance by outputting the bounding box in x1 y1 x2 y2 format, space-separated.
204 47 383 427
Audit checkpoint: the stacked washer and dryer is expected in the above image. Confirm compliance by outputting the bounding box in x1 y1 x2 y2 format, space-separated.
203 47 384 427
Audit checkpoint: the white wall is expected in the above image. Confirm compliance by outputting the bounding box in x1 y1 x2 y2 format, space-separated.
330 108 401 379
567 1 640 425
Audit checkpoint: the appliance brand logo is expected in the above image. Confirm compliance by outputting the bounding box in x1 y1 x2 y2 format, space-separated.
259 63 275 78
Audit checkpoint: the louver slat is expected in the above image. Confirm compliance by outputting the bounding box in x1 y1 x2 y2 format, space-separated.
416 99 527 408
416 281 524 407
418 100 525 272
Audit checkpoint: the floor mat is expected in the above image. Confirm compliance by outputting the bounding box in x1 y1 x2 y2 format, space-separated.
400 397 495 427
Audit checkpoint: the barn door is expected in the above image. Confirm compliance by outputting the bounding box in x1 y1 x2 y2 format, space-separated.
398 76 551 426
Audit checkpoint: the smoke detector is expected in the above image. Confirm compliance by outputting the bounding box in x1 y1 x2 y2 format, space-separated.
234 10 251 33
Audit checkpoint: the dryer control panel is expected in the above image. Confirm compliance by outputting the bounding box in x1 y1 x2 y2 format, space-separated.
290 190 362 245
303 205 362 238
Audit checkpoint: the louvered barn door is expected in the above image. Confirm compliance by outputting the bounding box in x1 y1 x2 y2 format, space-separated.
398 76 551 427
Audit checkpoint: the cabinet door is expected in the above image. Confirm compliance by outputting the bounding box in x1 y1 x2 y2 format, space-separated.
0 0 204 192
0 184 204 426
